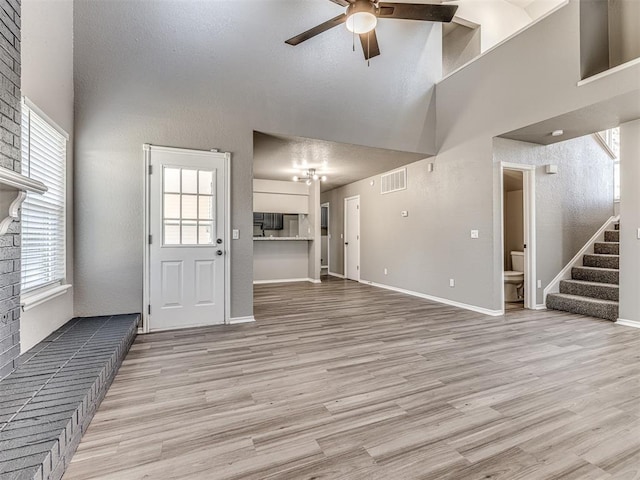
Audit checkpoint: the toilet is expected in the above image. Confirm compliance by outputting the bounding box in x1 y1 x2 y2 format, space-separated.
504 251 524 302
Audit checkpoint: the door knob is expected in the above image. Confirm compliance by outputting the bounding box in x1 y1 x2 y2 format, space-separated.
345 242 349 245
216 250 223 256
216 238 223 244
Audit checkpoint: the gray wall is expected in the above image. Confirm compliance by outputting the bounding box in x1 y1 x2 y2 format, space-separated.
0 0 22 379
619 119 639 322
73 0 443 318
323 158 470 300
580 0 610 79
494 137 614 305
20 0 74 352
608 0 640 68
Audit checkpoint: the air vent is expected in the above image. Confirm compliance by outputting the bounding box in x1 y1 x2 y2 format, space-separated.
380 168 407 194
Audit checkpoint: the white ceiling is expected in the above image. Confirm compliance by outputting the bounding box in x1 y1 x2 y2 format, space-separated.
254 132 428 192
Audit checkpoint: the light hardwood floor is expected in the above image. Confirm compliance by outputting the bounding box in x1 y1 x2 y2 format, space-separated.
64 277 640 479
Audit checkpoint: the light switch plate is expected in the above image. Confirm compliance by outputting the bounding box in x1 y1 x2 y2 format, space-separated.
401 211 409 217
449 279 455 287
637 227 640 240
471 230 479 239
232 229 239 240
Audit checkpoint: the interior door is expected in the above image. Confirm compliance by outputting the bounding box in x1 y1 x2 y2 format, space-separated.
148 146 227 331
344 196 360 281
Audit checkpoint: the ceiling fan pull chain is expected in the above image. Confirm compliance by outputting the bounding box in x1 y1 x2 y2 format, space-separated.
352 28 355 52
367 31 370 67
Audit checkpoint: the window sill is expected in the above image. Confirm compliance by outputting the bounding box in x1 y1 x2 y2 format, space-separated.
22 284 72 312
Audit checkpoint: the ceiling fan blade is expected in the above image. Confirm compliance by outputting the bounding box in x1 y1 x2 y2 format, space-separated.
359 30 380 60
327 0 350 6
285 14 347 46
377 3 458 22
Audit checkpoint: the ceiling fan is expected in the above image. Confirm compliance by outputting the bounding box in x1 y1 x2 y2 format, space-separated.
285 0 458 62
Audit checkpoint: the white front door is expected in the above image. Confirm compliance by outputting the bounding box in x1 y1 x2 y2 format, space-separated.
148 146 228 331
344 196 360 281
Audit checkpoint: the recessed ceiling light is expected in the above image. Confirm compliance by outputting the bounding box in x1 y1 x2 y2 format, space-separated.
551 129 564 137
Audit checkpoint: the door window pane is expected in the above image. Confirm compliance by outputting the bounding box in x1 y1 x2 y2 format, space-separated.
182 195 198 220
199 171 213 195
199 196 213 220
164 194 180 219
164 168 181 193
182 169 198 194
164 221 180 245
198 222 213 244
182 221 198 244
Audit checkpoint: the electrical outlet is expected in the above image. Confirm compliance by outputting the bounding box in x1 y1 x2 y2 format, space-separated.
470 230 479 239
384 268 388 275
232 229 239 240
449 279 455 287
401 211 409 217
537 279 542 288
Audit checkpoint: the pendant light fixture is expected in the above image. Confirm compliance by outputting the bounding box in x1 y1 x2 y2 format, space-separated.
293 168 327 185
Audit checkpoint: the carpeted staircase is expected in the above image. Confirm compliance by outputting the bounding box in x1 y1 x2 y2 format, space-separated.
546 223 619 321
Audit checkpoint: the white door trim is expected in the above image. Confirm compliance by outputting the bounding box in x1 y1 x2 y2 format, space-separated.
142 144 231 333
344 195 360 282
501 162 536 310
321 202 329 272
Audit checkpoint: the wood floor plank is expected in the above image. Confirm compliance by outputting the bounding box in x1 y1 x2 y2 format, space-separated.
63 277 640 479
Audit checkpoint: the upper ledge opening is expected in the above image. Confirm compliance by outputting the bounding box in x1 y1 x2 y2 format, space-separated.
438 0 569 84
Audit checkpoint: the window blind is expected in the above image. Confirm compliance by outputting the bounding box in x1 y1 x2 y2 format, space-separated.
21 102 67 293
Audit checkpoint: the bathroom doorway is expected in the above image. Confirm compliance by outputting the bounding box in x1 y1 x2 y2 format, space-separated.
501 163 537 310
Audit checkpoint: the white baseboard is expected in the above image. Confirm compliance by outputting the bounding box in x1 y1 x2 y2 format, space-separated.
254 278 318 285
361 280 504 317
308 278 322 284
616 318 640 329
533 304 547 310
229 316 256 324
328 272 345 278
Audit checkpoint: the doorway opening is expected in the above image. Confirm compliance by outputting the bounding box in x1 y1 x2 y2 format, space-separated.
501 163 536 310
321 203 329 275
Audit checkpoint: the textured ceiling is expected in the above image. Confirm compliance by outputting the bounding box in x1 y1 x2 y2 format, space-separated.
253 132 428 192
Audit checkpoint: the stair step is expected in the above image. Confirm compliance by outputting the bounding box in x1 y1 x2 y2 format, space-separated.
572 266 619 285
605 230 619 242
546 293 618 321
594 242 619 255
560 279 619 301
583 253 619 269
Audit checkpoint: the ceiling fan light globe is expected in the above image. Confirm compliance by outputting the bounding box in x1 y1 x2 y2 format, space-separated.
306 179 312 186
312 174 319 180
293 176 299 182
321 176 327 182
346 12 377 34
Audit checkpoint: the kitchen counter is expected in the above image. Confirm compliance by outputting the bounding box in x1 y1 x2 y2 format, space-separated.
253 237 312 241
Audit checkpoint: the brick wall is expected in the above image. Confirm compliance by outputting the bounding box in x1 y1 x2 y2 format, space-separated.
0 0 21 380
